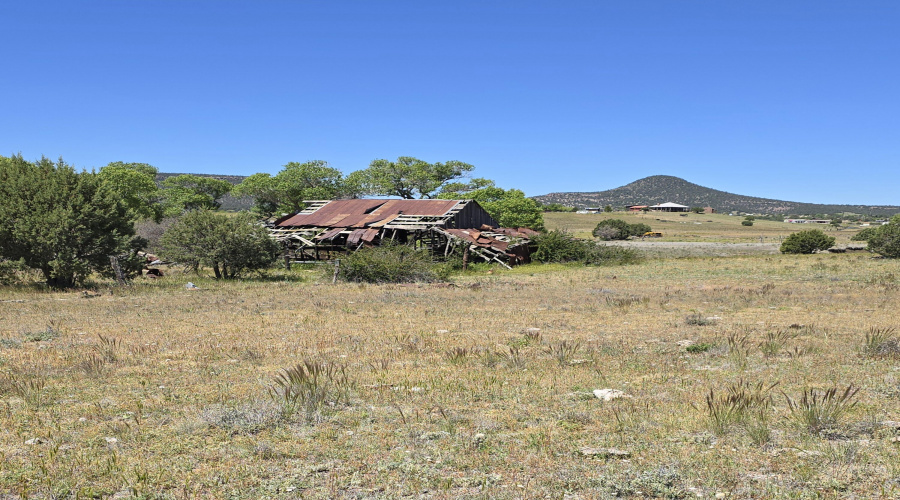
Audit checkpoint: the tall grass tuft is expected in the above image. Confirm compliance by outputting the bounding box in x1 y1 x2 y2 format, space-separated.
545 340 582 367
784 385 859 434
269 360 355 423
0 373 48 406
862 327 899 358
703 379 777 437
759 330 791 359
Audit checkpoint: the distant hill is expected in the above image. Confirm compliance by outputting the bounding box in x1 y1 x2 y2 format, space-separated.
156 172 253 211
533 175 900 217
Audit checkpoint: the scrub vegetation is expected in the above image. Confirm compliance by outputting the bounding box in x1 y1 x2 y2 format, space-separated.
0 249 899 498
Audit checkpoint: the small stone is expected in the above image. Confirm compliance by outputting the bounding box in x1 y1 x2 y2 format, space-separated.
24 438 44 445
473 433 486 445
104 437 118 448
578 447 630 459
593 389 631 401
715 493 727 499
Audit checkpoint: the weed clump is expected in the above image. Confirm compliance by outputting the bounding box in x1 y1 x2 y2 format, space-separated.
862 327 900 358
784 385 859 434
685 342 713 353
703 380 777 438
684 313 717 326
336 243 449 283
269 360 355 423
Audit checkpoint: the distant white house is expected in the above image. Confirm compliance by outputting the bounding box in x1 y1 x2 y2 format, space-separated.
649 202 690 212
784 219 831 224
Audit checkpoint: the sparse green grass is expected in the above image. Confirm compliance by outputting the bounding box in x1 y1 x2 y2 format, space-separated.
0 252 898 497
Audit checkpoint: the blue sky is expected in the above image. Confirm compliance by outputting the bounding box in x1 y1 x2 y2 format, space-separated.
2 1 898 204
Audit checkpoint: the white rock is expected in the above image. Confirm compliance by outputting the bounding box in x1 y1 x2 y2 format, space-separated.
593 389 631 401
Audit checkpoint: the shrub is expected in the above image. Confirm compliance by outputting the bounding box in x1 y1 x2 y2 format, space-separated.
592 219 650 240
532 230 642 265
867 219 900 258
532 230 590 262
160 210 279 279
0 155 138 287
851 226 879 242
741 220 753 227
780 229 835 254
337 243 448 283
0 258 40 285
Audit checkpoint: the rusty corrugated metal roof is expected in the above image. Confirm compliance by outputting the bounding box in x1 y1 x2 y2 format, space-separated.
276 199 464 228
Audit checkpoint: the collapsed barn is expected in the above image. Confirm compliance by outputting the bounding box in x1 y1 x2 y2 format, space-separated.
268 199 537 268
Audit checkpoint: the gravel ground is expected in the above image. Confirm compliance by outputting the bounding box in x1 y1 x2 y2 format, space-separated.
600 241 782 257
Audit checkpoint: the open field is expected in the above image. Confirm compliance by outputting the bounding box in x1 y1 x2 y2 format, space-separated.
1 251 900 498
545 211 864 245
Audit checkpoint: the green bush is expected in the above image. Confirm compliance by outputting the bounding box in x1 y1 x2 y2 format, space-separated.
0 155 138 287
780 229 835 254
741 220 753 227
851 226 879 242
867 219 900 258
592 219 651 240
161 210 279 279
0 259 40 286
337 243 449 283
532 230 642 266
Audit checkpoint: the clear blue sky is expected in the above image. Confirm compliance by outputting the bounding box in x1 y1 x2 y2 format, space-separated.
3 1 898 204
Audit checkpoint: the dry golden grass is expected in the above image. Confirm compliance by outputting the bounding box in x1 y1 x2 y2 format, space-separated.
1 252 899 498
545 211 863 244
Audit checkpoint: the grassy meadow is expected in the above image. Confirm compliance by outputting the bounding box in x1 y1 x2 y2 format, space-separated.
545 211 863 244
1 225 899 497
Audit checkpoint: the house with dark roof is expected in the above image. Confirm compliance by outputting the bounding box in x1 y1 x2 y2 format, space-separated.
269 199 536 267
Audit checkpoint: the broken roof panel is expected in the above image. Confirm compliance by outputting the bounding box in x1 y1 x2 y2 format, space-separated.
276 199 465 228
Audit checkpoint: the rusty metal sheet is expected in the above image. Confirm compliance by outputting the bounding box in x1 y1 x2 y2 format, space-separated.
314 227 345 241
375 199 460 216
347 229 367 246
276 199 463 228
362 228 380 243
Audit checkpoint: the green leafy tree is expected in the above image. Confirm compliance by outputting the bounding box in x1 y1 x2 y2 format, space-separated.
234 161 350 216
780 229 835 254
0 154 137 287
160 210 279 279
162 174 233 214
439 179 544 230
604 205 613 213
355 156 474 199
867 216 900 258
742 220 753 226
98 161 162 222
